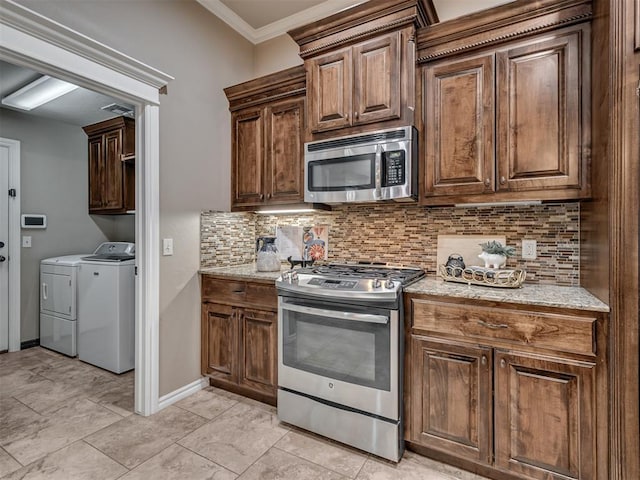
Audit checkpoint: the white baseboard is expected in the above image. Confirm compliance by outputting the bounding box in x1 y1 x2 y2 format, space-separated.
157 377 209 410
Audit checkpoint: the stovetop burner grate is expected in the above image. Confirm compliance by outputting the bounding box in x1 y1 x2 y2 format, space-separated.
298 263 424 286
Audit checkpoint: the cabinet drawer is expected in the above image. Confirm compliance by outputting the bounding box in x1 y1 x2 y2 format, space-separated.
245 283 277 310
412 299 597 356
202 276 247 303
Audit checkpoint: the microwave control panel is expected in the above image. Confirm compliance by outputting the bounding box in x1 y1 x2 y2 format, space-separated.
383 151 405 187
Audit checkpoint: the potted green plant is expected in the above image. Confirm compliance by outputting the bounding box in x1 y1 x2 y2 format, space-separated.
478 241 516 269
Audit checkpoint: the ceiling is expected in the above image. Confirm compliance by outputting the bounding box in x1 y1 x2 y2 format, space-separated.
0 60 134 127
200 0 515 44
0 0 514 127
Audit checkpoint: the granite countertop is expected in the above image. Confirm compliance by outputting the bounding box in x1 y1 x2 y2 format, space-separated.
199 264 610 313
199 263 286 281
404 277 610 313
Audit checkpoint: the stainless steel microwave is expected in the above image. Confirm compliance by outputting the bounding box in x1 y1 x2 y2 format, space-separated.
304 126 418 204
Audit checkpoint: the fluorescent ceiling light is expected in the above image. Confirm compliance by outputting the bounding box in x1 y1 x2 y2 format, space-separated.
2 75 79 111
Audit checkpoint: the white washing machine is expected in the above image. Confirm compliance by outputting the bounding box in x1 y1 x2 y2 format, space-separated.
40 254 91 356
78 242 135 374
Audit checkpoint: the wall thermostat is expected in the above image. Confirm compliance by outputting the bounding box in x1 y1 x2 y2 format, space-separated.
21 214 47 229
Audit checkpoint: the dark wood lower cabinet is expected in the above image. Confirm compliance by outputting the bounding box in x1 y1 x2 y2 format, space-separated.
494 351 596 480
406 295 605 480
410 337 492 464
201 275 278 405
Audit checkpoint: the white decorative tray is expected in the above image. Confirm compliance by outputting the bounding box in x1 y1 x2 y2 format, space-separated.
439 264 526 289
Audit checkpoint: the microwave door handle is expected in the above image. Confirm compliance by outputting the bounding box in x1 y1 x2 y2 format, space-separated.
374 145 382 200
282 303 389 325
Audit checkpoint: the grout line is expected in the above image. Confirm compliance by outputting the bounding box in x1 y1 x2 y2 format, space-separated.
80 439 131 472
0 445 24 468
174 443 239 477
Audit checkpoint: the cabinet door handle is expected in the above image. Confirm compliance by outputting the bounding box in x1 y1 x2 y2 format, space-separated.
477 320 508 329
266 193 271 200
354 111 359 120
484 178 491 187
500 359 506 368
259 194 264 200
481 355 487 366
345 113 349 122
499 176 507 185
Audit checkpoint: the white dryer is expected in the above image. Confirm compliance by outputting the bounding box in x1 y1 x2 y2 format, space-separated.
78 242 135 374
40 254 91 356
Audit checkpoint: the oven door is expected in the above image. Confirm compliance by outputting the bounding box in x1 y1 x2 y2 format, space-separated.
278 295 399 420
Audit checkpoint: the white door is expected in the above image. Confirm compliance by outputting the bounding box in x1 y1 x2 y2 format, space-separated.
0 143 9 351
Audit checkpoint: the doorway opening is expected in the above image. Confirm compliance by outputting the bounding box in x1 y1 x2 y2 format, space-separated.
0 1 173 415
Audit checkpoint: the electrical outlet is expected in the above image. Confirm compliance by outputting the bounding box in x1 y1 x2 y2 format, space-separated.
22 236 32 248
162 238 173 256
522 239 537 260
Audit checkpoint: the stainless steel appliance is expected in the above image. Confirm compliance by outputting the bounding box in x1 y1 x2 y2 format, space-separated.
276 263 425 461
304 126 418 204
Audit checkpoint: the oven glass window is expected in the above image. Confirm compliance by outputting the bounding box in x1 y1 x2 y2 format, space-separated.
281 305 390 390
308 154 375 191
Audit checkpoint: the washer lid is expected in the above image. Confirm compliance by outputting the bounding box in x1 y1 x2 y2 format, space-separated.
41 254 92 266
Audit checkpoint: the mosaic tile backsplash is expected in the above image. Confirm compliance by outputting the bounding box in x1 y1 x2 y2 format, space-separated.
201 202 580 285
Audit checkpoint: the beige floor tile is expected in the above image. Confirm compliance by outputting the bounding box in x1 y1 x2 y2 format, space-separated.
0 447 21 477
84 405 207 469
87 380 135 417
237 448 347 480
0 397 49 446
174 387 239 420
356 456 460 480
178 401 289 474
274 430 368 478
2 398 122 466
1 441 127 480
120 444 237 480
0 370 51 399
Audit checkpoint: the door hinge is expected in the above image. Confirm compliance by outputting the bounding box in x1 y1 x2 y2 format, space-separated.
135 266 138 276
8 188 16 197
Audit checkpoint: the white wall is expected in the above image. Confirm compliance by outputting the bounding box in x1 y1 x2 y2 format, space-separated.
15 0 255 394
254 34 302 77
0 109 125 342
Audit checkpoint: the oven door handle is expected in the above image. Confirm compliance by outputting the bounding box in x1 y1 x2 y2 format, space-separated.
282 303 389 325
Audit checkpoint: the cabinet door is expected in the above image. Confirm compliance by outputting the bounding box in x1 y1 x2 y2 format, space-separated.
201 303 238 384
494 351 595 480
409 336 493 463
87 136 104 211
238 308 277 398
232 108 265 207
308 48 352 133
353 32 401 126
265 98 304 204
102 129 124 210
496 27 585 192
423 53 495 197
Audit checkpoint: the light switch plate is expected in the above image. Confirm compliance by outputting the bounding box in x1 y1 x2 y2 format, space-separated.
162 238 173 256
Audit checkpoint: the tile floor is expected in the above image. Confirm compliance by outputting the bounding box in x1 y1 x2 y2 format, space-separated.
1 347 489 480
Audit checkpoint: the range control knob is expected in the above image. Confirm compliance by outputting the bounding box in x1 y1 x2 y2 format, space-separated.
290 271 299 282
385 279 394 289
280 272 290 282
372 278 381 289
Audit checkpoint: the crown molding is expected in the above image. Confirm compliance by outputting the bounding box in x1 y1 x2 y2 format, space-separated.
196 0 367 44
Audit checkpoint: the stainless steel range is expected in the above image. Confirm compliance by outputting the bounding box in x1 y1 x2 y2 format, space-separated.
276 263 424 462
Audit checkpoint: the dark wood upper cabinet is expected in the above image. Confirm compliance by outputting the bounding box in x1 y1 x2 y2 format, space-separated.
417 0 592 205
83 116 135 214
225 66 306 211
290 0 435 139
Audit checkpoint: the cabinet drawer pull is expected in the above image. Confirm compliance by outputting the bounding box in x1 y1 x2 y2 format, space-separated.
477 320 508 329
500 359 506 368
232 290 245 294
